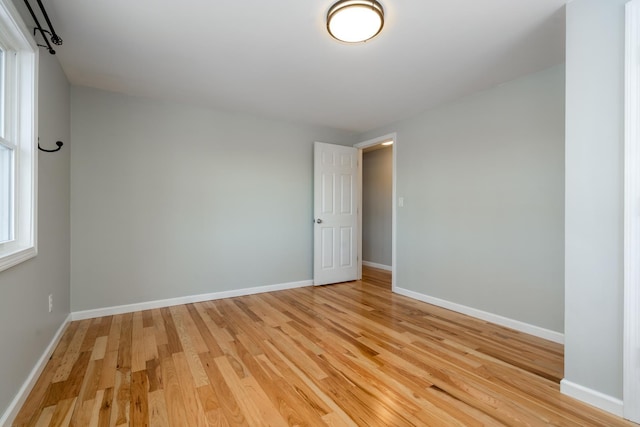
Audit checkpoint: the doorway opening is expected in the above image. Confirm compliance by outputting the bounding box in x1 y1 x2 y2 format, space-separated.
355 133 397 291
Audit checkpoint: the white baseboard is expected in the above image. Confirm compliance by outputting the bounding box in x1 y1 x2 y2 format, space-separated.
362 261 392 271
71 279 312 321
394 287 564 344
560 379 624 417
0 314 72 427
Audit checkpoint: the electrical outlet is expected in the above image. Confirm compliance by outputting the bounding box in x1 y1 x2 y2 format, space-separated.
48 294 53 313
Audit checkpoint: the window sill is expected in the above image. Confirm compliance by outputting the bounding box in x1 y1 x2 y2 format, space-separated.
0 246 37 273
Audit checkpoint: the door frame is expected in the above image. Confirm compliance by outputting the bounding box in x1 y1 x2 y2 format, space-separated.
354 132 397 291
624 0 640 422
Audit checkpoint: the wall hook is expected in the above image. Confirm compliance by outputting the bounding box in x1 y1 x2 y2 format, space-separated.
38 141 64 153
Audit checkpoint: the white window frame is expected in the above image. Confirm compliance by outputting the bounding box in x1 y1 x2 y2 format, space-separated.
0 0 38 272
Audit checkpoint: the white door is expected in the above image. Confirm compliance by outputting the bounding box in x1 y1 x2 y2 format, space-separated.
313 142 359 285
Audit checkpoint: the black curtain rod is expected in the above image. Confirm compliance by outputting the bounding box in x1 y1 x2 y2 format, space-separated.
35 0 62 45
23 0 62 55
23 0 54 54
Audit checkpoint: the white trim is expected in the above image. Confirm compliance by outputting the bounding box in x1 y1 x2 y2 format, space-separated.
0 314 71 427
357 146 363 281
560 379 624 417
71 279 312 321
394 287 564 344
391 136 396 293
354 132 397 291
624 0 640 422
0 246 36 271
362 260 392 271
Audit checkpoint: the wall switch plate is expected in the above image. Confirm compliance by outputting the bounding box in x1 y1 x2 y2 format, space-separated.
48 294 53 313
398 197 404 207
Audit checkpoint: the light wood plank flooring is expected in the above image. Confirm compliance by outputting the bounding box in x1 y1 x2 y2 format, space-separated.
13 267 636 426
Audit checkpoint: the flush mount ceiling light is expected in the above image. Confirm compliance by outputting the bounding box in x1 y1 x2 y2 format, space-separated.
327 0 384 43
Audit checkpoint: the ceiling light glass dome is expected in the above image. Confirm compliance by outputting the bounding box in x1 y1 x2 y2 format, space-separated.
327 0 384 43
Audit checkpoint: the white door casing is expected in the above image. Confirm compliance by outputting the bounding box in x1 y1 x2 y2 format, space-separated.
625 0 640 422
313 142 359 285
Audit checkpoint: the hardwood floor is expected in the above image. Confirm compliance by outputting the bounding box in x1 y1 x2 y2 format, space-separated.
13 267 635 426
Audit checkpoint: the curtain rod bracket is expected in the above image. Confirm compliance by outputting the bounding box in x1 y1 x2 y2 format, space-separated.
23 0 62 55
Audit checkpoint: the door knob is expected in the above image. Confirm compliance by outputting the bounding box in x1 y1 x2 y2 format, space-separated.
316 218 323 224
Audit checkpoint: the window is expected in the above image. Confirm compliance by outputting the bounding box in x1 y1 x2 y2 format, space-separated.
0 142 13 243
0 0 37 272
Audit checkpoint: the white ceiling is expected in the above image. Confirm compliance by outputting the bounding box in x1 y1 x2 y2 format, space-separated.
42 0 566 133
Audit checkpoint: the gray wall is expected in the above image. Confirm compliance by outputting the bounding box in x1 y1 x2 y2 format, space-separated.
0 51 71 416
362 147 393 266
70 87 354 312
359 65 565 333
565 0 625 400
